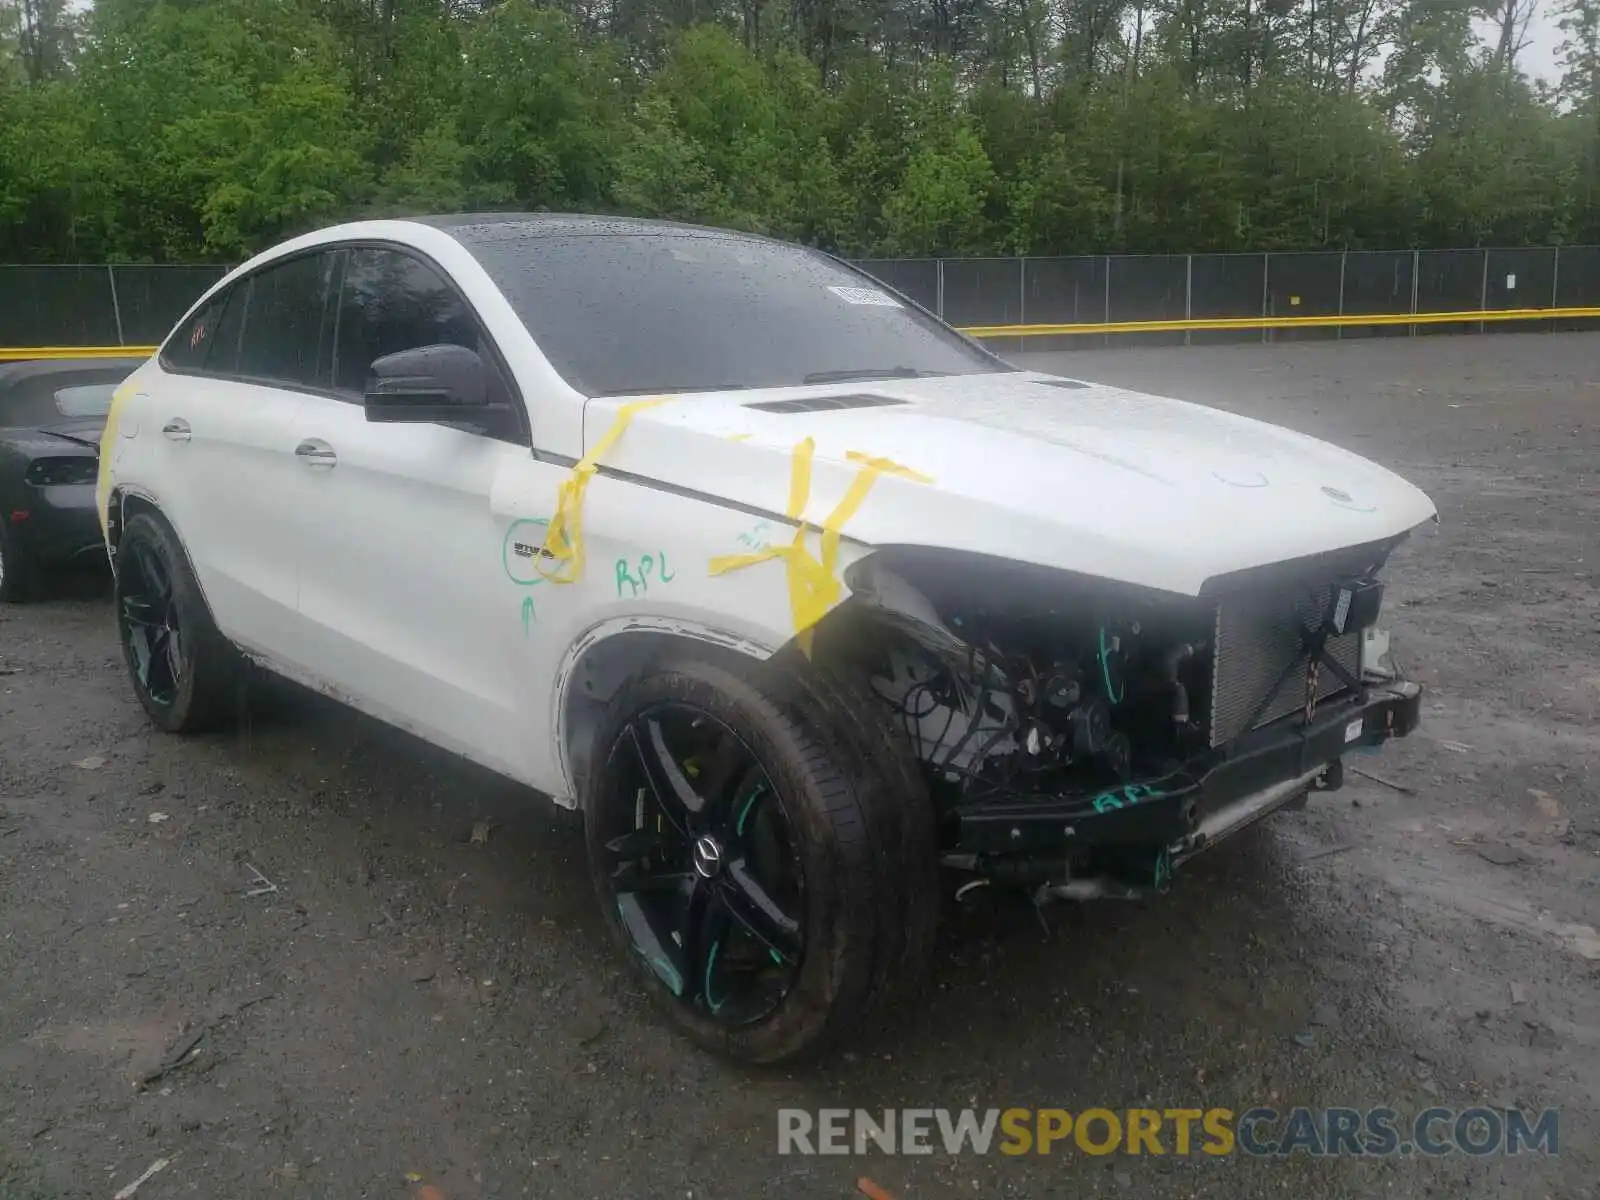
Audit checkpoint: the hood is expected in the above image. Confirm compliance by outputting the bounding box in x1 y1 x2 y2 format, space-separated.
0 421 103 457
589 370 1438 597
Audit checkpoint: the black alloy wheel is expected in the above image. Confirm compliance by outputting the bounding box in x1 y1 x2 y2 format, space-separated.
114 513 236 733
598 703 806 1026
584 652 940 1065
119 535 184 708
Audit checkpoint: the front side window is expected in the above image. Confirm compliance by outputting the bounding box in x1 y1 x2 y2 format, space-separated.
450 227 1009 396
332 249 491 394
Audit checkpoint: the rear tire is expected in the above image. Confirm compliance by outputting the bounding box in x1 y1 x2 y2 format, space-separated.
0 519 37 603
582 650 938 1065
114 513 238 733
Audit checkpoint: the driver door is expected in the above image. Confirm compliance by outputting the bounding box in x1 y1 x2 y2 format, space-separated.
288 246 564 782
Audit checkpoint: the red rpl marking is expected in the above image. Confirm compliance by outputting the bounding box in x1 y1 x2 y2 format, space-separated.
857 1179 898 1200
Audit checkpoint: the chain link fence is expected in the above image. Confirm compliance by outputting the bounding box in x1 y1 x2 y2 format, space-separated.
0 264 231 348
3 250 1598 352
853 246 1600 351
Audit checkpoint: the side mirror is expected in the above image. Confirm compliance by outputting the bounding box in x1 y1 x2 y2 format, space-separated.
363 344 487 424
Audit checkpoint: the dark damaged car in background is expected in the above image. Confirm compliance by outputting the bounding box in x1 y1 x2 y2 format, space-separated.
0 357 144 601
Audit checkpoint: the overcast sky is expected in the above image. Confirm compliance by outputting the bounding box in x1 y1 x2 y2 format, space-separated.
1506 5 1563 82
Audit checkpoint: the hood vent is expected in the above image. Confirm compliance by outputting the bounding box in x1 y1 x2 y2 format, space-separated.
744 393 907 414
1032 377 1091 391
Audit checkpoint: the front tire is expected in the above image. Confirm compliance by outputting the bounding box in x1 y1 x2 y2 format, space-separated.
114 513 237 733
583 651 938 1065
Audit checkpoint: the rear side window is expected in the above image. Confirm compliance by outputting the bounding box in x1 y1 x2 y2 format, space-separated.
205 284 247 375
235 252 337 387
163 289 232 372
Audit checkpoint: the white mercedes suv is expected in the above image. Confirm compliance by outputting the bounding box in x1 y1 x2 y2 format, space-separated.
99 213 1434 1063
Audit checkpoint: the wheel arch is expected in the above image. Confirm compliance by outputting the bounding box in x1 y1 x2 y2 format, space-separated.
553 615 785 806
550 549 962 806
105 484 167 560
106 488 222 625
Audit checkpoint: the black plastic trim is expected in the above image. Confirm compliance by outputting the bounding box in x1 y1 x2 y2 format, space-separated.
952 682 1423 855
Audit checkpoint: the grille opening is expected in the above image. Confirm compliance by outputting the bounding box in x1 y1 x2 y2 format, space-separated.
1208 584 1361 748
744 393 907 414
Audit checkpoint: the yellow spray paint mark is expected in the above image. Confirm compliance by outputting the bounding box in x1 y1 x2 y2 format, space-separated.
726 432 752 442
708 442 932 654
538 397 673 584
95 383 133 540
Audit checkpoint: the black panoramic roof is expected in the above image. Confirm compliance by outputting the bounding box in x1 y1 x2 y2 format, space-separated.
409 211 784 246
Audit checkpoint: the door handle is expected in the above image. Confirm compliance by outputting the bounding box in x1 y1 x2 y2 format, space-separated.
294 439 337 468
161 419 191 442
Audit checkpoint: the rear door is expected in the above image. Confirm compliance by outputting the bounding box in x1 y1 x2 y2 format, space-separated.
149 251 338 661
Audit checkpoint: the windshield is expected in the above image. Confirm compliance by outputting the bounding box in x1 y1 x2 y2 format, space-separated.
53 383 118 418
455 229 1008 396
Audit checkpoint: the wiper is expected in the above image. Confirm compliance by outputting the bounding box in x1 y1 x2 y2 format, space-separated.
801 366 930 384
41 428 101 448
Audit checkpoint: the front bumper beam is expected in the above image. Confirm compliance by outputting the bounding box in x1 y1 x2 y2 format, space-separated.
951 681 1423 863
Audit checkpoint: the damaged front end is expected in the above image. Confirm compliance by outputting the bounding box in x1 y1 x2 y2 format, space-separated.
826 542 1424 904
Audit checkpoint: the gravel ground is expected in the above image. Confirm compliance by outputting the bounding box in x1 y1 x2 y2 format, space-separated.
1 332 1595 1200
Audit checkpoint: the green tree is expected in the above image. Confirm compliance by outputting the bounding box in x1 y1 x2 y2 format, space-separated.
456 1 621 209
882 72 999 254
0 0 1590 263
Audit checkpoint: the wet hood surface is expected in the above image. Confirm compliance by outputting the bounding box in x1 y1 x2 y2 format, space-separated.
589 369 1439 596
0 419 104 457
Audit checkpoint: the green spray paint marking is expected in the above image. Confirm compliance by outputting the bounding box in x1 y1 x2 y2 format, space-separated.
520 595 536 635
736 782 767 836
618 897 684 995
1098 627 1125 704
1091 783 1162 813
735 521 774 551
1152 849 1172 889
502 517 554 586
705 940 725 1013
649 955 684 996
615 551 677 598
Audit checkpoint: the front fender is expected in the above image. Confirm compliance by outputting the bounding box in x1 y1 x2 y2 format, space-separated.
547 611 788 805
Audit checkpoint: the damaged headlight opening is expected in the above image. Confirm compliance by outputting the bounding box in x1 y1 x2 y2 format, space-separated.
823 542 1421 903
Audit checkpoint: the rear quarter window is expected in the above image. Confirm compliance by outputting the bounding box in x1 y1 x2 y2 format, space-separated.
164 290 231 372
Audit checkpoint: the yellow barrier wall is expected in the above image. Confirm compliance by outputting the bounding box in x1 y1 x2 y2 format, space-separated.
4 305 1598 362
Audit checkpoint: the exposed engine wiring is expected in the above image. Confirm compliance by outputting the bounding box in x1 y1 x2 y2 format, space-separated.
873 611 1203 808
880 641 1065 804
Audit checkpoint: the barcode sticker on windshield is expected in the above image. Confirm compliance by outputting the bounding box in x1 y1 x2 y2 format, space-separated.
828 285 901 307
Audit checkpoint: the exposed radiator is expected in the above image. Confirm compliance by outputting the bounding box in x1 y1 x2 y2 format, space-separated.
1208 584 1362 748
